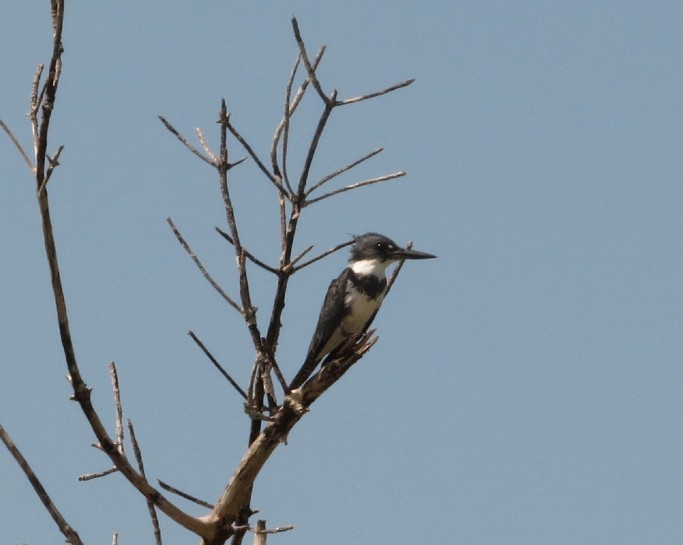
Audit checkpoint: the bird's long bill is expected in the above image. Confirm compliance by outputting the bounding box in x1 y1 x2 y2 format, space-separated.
393 248 437 260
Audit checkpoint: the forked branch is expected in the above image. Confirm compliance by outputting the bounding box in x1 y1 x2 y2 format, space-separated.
27 1 212 539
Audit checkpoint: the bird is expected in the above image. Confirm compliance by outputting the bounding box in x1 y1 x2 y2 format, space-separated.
289 233 436 390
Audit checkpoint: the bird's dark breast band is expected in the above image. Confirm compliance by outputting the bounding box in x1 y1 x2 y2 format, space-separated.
349 271 387 299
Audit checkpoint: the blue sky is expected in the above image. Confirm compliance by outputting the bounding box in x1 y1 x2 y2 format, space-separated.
2 1 683 544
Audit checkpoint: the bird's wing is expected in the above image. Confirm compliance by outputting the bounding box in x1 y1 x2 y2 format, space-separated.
289 268 351 389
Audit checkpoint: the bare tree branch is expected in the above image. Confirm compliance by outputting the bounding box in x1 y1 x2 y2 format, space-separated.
215 227 278 274
218 100 265 357
271 45 326 197
336 78 415 106
188 330 248 400
158 480 214 509
158 115 216 167
296 92 336 196
225 117 282 193
11 4 418 542
110 362 125 455
167 217 243 314
271 53 299 196
26 2 213 538
38 144 64 196
291 18 329 105
0 423 84 545
29 63 44 159
78 466 119 481
305 171 406 205
305 147 384 196
128 419 163 545
196 127 217 163
253 520 267 545
206 332 378 539
386 241 414 294
0 118 34 171
291 239 353 272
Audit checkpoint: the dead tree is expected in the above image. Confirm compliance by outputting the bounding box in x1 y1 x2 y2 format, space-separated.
1 3 416 544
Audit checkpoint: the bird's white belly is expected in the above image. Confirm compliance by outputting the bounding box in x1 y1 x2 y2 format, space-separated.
342 288 384 335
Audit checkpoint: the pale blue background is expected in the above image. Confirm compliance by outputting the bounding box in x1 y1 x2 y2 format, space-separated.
2 2 683 544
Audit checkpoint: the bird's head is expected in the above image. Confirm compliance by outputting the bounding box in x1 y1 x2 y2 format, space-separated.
350 233 436 264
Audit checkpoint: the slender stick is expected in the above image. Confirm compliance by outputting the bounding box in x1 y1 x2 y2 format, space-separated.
158 115 216 167
225 118 282 193
128 419 163 545
297 94 336 196
167 217 243 314
0 423 85 545
215 227 278 274
158 480 214 509
109 362 125 455
0 118 34 171
218 101 264 354
305 171 405 206
292 239 353 272
291 18 328 105
38 144 64 196
196 127 217 163
306 147 384 196
78 467 118 481
28 2 210 537
336 78 415 106
188 330 248 400
270 46 325 196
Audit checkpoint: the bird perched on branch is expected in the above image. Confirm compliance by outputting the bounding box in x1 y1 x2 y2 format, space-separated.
289 233 436 390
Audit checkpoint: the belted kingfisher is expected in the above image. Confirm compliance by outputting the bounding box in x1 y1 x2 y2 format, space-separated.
289 233 436 390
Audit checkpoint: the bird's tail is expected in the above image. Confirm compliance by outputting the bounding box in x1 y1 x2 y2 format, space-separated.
288 354 320 390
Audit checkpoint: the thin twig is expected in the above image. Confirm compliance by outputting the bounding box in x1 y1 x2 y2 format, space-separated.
109 362 125 455
38 144 64 196
29 4 210 531
279 54 298 195
215 227 278 274
0 118 34 171
29 63 44 122
271 46 326 198
267 353 289 395
246 359 259 403
167 217 243 314
218 100 265 356
292 239 353 272
128 419 163 545
291 18 328 105
305 171 406 206
288 245 313 268
188 330 248 400
196 127 217 163
158 480 214 509
336 78 415 106
78 467 118 481
233 520 295 545
0 423 85 545
250 522 294 535
158 115 216 167
253 520 267 545
112 532 118 545
306 147 384 196
386 241 413 295
225 117 282 192
296 92 336 196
